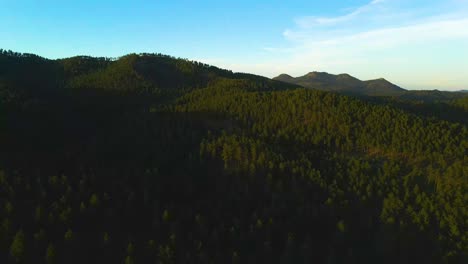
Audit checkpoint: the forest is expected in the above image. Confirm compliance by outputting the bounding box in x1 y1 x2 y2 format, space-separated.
0 49 467 263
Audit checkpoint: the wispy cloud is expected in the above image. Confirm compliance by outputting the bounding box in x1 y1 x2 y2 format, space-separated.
294 0 386 28
198 1 468 90
262 47 295 53
291 17 468 49
263 0 468 90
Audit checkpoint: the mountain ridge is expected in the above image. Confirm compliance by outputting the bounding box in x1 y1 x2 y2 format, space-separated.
273 71 406 96
0 49 299 106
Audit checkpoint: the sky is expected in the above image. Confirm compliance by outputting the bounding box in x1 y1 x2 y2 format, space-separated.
1 0 468 90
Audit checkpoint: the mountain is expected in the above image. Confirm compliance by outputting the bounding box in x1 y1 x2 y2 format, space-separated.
0 49 467 263
273 71 406 96
0 50 297 107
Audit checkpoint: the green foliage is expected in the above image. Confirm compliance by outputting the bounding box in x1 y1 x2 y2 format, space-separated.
124 255 135 264
45 243 56 264
451 96 468 111
10 230 25 262
337 220 346 233
4 201 13 215
103 232 110 245
127 242 134 255
89 194 100 207
64 229 73 242
0 49 466 263
162 209 171 222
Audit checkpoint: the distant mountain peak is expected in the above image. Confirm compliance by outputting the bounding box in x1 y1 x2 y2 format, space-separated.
305 71 329 77
276 73 293 79
337 73 352 77
273 71 406 96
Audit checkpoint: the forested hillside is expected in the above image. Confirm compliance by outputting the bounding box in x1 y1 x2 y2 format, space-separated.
0 50 467 264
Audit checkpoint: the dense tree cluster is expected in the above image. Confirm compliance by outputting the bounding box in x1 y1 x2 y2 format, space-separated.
0 51 467 263
175 83 467 259
451 96 468 111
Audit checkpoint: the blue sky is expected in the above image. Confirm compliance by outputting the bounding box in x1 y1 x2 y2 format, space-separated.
1 0 468 90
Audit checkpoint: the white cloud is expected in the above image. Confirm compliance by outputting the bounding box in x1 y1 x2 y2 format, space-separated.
197 1 468 90
263 0 468 90
299 18 468 49
294 0 386 28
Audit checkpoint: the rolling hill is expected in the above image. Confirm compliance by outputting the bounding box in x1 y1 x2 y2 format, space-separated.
0 50 298 106
0 49 467 263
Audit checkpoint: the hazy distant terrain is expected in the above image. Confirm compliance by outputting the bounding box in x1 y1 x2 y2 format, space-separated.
274 72 468 99
0 50 467 264
273 72 406 96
